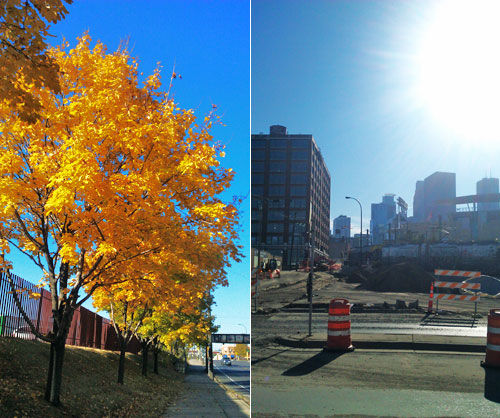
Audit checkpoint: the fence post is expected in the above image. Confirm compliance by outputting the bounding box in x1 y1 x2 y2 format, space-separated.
35 289 44 338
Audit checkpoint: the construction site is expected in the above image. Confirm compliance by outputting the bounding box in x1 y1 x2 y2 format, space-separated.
251 262 500 416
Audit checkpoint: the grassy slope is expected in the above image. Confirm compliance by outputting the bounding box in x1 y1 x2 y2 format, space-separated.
0 337 184 417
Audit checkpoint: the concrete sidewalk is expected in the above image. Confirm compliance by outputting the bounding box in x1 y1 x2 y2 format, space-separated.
276 331 487 352
163 359 249 417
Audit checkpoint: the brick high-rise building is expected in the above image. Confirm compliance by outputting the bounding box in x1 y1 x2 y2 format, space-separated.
251 125 331 269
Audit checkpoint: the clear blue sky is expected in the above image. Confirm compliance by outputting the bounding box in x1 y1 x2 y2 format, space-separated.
9 0 250 336
252 0 500 237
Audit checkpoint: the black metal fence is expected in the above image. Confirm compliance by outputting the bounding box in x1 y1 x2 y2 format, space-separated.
0 271 140 353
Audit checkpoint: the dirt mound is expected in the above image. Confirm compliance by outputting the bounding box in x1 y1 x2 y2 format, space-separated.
357 263 434 293
345 270 369 284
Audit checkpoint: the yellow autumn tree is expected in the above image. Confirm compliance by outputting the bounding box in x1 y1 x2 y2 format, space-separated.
0 0 72 121
0 34 242 405
92 236 226 383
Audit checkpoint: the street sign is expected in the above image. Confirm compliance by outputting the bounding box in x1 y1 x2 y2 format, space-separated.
211 333 250 344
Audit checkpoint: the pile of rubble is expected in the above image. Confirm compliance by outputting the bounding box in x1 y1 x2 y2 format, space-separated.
351 262 434 293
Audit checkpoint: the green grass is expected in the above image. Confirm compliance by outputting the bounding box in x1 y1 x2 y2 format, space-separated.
0 337 185 417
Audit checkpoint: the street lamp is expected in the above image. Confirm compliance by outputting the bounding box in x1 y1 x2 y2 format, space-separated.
237 323 247 334
345 196 363 265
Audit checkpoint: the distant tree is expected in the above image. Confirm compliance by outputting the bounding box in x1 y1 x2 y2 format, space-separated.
0 0 72 121
0 34 241 405
234 343 248 358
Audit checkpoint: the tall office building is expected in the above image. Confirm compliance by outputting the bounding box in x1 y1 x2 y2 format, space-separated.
412 172 456 223
370 194 396 244
333 215 351 239
251 125 331 269
423 172 456 222
477 177 500 212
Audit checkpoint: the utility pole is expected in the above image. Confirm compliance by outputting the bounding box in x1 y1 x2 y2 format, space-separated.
346 196 362 265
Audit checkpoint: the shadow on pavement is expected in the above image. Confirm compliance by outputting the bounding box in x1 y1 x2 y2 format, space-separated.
163 361 249 417
252 347 291 366
483 365 500 403
282 350 346 377
421 313 478 327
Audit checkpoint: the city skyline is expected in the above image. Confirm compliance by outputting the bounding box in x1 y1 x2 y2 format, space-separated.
252 0 500 238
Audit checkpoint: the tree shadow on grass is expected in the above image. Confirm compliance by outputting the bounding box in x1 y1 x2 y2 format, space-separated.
282 350 346 377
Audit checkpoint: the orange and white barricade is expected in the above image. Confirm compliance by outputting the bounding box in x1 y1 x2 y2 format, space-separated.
482 309 500 368
325 298 354 352
431 270 481 315
434 269 481 278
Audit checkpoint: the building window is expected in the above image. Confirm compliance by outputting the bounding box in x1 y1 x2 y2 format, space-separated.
251 209 262 221
252 173 265 184
290 198 307 208
291 150 308 160
252 198 263 209
269 173 286 184
269 185 285 196
252 185 264 197
270 139 287 148
267 210 285 221
290 185 307 196
269 161 287 173
290 222 306 233
291 139 310 147
289 210 307 220
266 235 284 245
252 149 266 160
291 161 308 171
268 198 285 208
290 174 307 184
252 160 265 171
266 223 284 233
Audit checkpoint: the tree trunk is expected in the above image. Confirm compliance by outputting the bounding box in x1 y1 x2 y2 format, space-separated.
49 339 66 406
141 341 149 376
44 342 55 401
117 335 127 384
153 350 159 374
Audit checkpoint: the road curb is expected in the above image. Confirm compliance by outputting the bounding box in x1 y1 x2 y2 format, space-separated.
275 336 486 353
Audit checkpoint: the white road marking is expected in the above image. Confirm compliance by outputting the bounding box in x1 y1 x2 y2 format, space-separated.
214 364 250 393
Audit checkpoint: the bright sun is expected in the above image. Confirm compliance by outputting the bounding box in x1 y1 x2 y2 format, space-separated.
417 0 500 142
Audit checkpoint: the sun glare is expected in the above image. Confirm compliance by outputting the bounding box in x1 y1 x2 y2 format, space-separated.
417 0 500 142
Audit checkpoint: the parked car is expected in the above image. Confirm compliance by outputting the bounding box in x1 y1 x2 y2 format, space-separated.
12 325 36 340
221 357 232 366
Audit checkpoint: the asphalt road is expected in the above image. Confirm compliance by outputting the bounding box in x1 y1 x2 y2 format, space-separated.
252 270 500 416
252 346 500 417
213 360 250 402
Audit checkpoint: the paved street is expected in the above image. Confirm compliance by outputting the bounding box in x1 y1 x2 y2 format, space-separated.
252 271 500 416
214 359 250 403
252 346 500 417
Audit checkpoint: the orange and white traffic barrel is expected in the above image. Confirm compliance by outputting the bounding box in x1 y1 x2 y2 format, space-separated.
325 298 354 352
482 309 500 368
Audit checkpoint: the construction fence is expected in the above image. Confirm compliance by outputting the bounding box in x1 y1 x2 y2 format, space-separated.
0 271 140 354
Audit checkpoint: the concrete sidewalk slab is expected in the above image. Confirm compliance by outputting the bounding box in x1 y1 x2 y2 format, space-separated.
276 332 487 352
163 360 249 417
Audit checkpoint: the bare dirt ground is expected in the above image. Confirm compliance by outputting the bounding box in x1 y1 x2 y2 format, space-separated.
252 270 497 347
